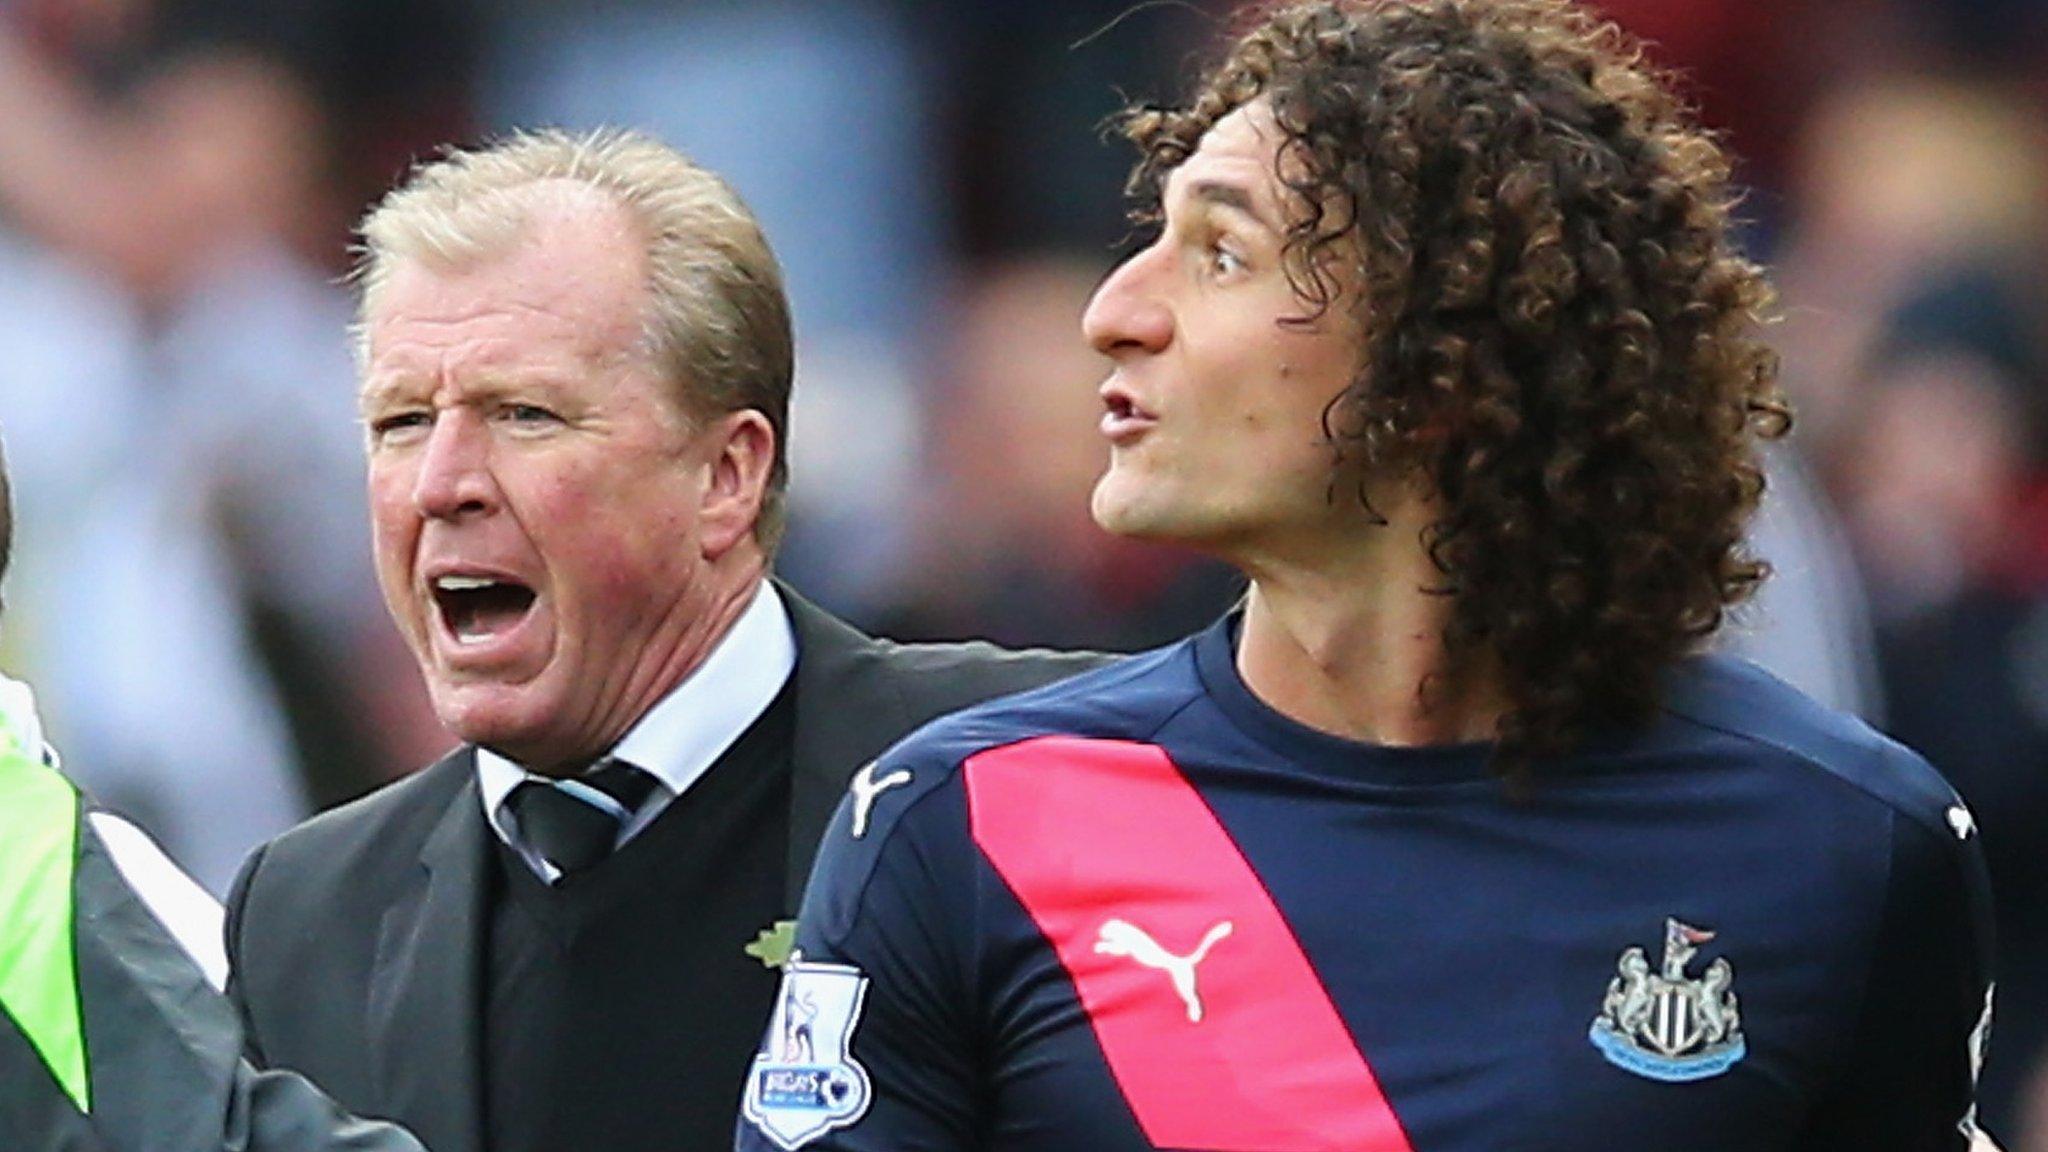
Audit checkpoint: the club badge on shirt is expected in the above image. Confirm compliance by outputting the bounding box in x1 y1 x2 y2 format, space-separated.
1589 917 1746 1082
744 955 875 1149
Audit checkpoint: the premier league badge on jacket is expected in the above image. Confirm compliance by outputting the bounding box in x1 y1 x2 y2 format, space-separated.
1589 917 1746 1082
744 955 875 1150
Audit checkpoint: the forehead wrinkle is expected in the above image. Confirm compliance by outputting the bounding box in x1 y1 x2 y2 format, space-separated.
362 328 586 389
367 292 639 369
362 350 609 395
374 283 634 332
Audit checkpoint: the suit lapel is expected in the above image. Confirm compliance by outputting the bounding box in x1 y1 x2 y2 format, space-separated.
781 583 917 910
368 750 488 1152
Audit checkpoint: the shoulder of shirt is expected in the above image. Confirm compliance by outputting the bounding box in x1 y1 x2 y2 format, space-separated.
803 639 1204 908
82 812 230 990
876 636 1204 789
1660 653 1965 841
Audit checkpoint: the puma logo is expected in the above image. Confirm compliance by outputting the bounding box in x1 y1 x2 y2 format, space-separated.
1094 918 1234 1023
848 762 913 839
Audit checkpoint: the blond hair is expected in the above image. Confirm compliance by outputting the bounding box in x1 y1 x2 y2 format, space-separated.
355 127 794 548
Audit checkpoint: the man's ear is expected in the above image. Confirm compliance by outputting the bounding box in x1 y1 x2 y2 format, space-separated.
698 409 776 560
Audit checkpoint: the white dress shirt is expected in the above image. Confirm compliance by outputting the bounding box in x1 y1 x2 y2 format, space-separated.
477 581 798 883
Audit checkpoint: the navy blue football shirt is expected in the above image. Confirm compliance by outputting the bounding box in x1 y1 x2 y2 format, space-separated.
738 616 1993 1151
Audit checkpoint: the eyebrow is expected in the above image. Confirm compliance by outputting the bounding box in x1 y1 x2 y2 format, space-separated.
1182 179 1280 234
357 376 411 411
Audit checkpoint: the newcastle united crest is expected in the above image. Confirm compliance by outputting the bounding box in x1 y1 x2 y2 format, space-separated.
1589 917 1746 1082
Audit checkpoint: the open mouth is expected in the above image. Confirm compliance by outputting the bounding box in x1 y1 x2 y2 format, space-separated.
1100 379 1157 423
1099 386 1158 443
432 575 538 645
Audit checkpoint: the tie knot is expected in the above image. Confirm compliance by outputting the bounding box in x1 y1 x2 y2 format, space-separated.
583 757 660 812
507 758 658 877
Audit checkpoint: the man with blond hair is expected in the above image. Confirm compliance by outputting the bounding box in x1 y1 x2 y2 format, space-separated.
223 128 1097 1152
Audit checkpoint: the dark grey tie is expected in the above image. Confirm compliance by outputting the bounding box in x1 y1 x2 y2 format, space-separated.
506 758 659 876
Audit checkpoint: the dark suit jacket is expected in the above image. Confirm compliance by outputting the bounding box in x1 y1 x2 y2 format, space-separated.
224 588 1104 1152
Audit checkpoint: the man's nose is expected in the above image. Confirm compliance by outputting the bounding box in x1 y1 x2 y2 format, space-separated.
411 412 498 520
1082 248 1173 358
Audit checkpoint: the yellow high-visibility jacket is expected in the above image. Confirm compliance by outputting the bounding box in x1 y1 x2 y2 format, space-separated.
0 681 428 1152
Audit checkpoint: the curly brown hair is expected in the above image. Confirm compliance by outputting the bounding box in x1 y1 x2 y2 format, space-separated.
1122 0 1790 768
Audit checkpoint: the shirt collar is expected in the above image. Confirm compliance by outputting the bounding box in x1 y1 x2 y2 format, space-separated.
476 580 796 841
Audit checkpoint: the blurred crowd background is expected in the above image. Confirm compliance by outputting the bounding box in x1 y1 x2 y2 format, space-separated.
0 0 2045 1140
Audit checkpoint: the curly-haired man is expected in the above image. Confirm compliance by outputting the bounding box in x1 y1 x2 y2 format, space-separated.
737 3 1994 1149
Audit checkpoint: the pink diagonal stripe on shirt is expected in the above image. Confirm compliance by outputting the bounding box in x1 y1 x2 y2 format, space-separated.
966 735 1414 1152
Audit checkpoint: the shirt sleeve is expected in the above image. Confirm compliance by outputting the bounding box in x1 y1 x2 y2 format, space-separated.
1801 802 1996 1150
231 1062 434 1152
737 747 983 1152
65 819 430 1152
88 812 228 991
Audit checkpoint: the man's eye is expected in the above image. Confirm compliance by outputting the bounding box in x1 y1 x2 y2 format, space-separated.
495 404 564 429
367 411 431 443
1210 242 1248 277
